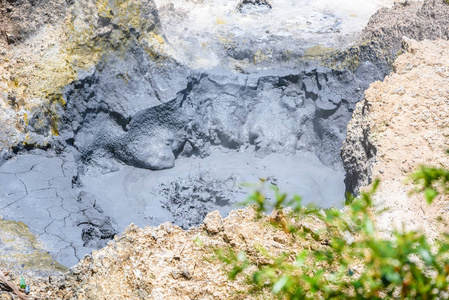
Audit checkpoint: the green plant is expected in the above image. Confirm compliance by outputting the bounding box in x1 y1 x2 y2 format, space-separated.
410 155 449 203
218 163 449 299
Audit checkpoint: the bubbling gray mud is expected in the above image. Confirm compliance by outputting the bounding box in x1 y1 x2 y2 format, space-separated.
81 152 344 231
3 0 449 269
4 51 358 267
49 59 361 266
0 150 343 267
65 63 364 172
0 45 398 267
0 62 355 267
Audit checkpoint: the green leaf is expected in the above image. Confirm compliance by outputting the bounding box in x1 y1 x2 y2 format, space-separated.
436 274 447 289
365 219 374 236
229 266 242 280
424 188 438 204
417 248 433 265
295 250 308 267
237 251 246 263
272 275 289 294
253 271 262 284
345 191 355 205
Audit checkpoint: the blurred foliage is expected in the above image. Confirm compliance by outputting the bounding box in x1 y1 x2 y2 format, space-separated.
410 152 449 203
218 159 449 299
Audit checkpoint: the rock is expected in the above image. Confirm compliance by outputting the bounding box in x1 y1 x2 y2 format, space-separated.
203 211 224 235
0 293 12 300
341 97 377 195
34 206 327 299
273 232 288 244
342 38 449 237
339 0 449 194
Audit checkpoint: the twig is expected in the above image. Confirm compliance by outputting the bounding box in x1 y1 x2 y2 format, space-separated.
179 245 186 256
0 270 29 300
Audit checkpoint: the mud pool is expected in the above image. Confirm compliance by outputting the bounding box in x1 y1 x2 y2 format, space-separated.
2 0 449 268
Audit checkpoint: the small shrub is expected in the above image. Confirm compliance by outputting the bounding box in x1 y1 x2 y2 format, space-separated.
409 160 449 203
219 162 449 299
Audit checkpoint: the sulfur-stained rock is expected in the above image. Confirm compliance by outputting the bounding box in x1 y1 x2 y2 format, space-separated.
0 219 67 277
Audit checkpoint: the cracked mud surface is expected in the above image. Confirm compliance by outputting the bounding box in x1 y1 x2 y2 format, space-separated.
0 152 117 267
